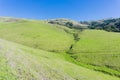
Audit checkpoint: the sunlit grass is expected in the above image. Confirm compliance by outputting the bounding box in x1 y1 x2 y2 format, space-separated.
71 30 120 77
0 39 119 80
0 20 74 52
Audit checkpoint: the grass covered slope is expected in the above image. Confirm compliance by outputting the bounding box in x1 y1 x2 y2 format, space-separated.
0 39 120 80
72 30 120 53
0 18 74 52
0 17 120 79
71 30 120 77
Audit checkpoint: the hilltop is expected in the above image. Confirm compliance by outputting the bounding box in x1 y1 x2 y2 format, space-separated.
48 18 88 29
48 18 120 32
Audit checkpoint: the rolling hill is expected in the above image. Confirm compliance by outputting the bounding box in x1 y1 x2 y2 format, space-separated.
0 17 120 80
0 17 74 52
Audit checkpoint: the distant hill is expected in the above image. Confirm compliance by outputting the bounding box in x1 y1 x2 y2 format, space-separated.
81 18 120 32
48 18 88 30
0 17 23 22
48 18 120 32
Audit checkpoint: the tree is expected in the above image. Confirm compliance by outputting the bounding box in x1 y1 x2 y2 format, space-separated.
65 22 73 28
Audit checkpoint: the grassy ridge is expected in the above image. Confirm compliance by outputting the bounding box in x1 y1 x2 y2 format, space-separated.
71 30 120 77
0 39 120 80
0 20 74 52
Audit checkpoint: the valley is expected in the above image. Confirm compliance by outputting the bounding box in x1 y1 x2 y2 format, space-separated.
0 17 120 80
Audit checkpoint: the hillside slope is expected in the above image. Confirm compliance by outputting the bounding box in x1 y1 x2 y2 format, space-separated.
0 38 120 80
0 17 74 52
0 17 120 79
71 30 120 77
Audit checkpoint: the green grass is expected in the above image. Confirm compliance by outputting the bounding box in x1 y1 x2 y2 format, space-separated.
0 55 16 80
71 30 120 77
72 30 120 53
0 38 120 80
0 18 120 79
0 20 74 52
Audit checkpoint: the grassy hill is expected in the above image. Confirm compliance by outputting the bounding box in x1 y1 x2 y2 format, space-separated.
0 38 120 80
71 30 120 77
0 17 120 80
72 30 120 53
0 17 74 52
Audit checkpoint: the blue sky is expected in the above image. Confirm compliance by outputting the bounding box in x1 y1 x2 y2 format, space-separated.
0 0 120 21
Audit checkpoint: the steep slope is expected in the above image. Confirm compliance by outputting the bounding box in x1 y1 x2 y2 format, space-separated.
0 17 74 52
0 38 120 80
71 30 120 77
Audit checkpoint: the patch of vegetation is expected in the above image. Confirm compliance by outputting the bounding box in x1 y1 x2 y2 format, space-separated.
67 30 81 54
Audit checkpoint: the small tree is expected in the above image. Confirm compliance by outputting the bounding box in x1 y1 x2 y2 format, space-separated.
65 22 73 28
